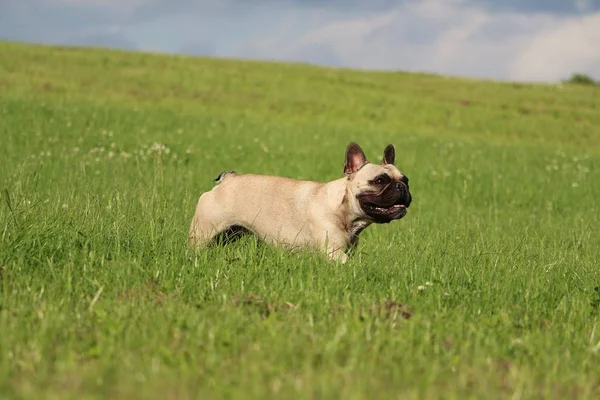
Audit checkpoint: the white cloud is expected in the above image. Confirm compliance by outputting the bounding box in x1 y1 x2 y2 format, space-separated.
575 0 593 12
510 13 600 81
239 0 600 82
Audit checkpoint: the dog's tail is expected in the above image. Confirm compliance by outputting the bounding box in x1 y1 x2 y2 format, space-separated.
214 170 238 183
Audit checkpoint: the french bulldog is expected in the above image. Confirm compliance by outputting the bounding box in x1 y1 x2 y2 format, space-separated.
188 142 412 263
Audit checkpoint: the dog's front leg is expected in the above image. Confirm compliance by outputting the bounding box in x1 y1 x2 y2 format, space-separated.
327 247 349 264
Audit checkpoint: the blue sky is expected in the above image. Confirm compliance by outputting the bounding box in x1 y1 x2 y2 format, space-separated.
1 0 599 82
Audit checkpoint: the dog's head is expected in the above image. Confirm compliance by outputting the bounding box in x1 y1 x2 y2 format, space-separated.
343 142 412 223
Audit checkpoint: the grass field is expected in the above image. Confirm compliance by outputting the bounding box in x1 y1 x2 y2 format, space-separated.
1 41 599 399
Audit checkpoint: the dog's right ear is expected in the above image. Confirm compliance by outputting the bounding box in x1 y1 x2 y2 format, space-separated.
382 144 395 165
344 142 368 175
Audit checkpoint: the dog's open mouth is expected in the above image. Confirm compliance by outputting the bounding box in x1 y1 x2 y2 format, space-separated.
363 202 407 219
364 203 405 213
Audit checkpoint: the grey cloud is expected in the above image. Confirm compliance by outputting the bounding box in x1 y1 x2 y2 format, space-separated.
476 0 599 14
364 14 454 46
72 32 138 50
128 0 246 23
0 0 125 45
180 41 217 56
1 1 123 30
294 43 341 67
257 0 600 15
474 15 544 41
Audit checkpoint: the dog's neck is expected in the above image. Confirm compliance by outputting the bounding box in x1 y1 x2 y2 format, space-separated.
323 178 372 241
343 184 373 237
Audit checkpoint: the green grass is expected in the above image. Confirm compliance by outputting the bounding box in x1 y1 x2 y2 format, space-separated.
1 40 599 399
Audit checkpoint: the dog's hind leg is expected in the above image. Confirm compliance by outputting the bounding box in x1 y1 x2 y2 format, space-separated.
188 216 223 247
188 191 232 247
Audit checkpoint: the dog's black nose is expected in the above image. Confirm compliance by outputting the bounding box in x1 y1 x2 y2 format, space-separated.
396 181 411 207
405 193 412 207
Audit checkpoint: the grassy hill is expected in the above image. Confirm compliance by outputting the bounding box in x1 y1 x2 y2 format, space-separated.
1 41 599 399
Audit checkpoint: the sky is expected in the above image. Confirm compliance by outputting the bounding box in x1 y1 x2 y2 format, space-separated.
1 0 599 82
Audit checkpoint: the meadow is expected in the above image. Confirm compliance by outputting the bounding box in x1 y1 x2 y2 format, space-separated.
0 41 599 399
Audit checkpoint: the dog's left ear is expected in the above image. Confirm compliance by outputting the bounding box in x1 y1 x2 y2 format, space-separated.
382 144 395 165
344 142 368 175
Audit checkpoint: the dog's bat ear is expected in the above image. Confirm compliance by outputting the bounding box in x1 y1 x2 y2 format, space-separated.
382 144 395 165
344 142 368 175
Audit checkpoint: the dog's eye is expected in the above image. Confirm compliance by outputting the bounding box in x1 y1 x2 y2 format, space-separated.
373 175 389 185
